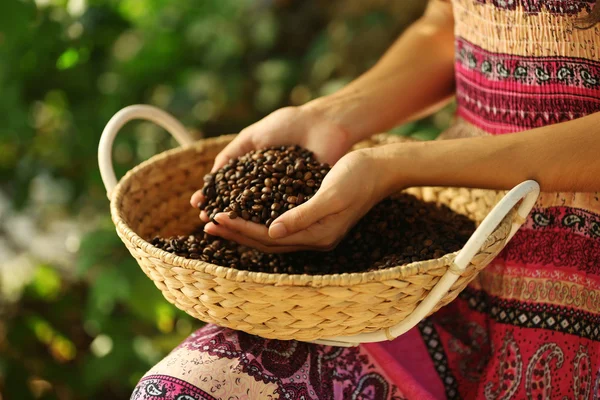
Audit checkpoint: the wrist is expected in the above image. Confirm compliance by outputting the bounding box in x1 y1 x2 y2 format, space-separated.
302 93 367 145
372 142 427 195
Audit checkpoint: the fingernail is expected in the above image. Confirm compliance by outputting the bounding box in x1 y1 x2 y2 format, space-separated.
213 214 225 224
269 222 287 239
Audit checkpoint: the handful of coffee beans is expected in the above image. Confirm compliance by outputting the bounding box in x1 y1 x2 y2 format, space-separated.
198 145 330 226
151 145 476 275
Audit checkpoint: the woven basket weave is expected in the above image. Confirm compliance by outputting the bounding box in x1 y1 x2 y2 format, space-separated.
107 131 519 342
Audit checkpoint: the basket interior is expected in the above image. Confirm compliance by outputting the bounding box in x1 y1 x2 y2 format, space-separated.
113 135 504 245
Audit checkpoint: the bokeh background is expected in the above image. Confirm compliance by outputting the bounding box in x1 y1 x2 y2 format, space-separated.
0 0 455 398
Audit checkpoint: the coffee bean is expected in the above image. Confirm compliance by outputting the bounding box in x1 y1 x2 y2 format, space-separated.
274 162 285 172
228 211 238 220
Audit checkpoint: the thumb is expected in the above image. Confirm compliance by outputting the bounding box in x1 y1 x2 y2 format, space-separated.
268 191 338 239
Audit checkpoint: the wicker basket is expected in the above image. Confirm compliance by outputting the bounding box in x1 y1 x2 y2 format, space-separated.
98 105 539 346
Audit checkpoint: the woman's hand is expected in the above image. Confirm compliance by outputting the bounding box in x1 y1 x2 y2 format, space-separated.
203 148 396 253
190 103 354 219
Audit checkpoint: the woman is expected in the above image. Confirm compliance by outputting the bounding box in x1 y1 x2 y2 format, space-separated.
132 0 600 398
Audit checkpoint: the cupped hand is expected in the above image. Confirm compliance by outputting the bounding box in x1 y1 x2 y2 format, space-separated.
203 148 396 253
190 105 353 218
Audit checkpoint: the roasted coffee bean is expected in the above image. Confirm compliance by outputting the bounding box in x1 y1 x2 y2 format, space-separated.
228 211 238 220
274 162 285 172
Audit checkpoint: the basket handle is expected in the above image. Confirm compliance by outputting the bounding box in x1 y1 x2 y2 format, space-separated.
313 180 540 347
98 105 195 198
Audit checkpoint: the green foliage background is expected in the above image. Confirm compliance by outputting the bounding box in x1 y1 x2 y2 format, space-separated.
0 0 453 398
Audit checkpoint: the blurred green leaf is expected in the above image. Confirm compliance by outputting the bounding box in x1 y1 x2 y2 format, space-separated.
89 267 130 315
30 265 63 301
57 48 81 70
77 228 123 276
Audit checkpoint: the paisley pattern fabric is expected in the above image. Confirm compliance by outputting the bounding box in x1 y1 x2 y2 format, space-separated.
132 1 600 399
130 324 415 400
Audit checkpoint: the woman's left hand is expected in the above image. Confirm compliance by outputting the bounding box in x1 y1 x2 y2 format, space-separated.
203 148 396 253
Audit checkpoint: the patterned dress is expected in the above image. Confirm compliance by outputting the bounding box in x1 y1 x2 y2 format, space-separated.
131 1 600 399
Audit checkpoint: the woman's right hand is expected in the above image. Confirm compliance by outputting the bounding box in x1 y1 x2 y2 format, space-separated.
190 102 355 220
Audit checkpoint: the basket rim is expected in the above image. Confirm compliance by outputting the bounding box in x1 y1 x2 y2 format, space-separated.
110 134 502 288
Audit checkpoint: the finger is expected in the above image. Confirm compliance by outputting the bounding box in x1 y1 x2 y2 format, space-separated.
268 190 346 239
266 214 345 251
200 211 210 222
211 133 256 173
213 211 346 251
212 213 270 239
203 223 312 253
212 213 328 247
190 189 204 207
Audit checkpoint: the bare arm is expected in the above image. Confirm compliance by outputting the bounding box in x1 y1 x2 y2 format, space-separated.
306 0 456 143
378 112 600 194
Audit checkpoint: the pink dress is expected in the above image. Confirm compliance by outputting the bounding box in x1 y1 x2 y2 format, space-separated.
131 1 600 399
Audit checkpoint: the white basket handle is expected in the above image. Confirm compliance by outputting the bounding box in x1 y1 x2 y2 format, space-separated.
98 105 195 198
313 180 540 347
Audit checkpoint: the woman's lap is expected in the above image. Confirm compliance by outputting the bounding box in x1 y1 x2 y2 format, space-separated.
129 323 441 400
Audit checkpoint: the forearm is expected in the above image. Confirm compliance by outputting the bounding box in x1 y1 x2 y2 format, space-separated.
304 0 456 144
377 112 600 193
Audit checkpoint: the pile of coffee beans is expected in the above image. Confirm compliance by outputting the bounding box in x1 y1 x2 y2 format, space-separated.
198 145 330 227
152 194 475 275
152 145 476 274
